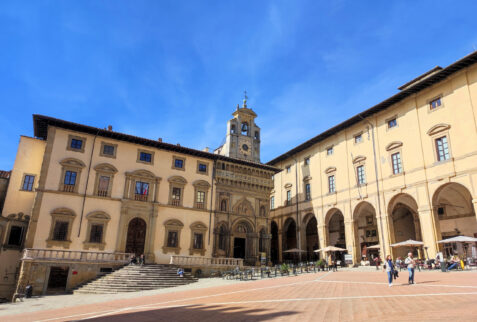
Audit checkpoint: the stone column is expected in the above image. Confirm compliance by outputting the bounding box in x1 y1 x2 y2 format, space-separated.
318 224 327 260
154 178 161 203
247 232 259 265
277 230 283 263
418 208 438 260
473 199 477 222
123 175 131 199
264 233 272 265
13 261 32 301
146 204 159 263
344 220 355 266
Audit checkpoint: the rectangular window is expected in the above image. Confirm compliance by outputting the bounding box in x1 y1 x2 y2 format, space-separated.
193 233 203 249
270 196 274 210
8 226 23 246
286 166 291 173
139 152 152 163
171 187 181 206
387 118 397 128
435 136 450 161
22 175 35 191
70 138 83 150
357 165 366 185
354 134 362 144
167 231 178 247
328 175 336 193
196 191 205 209
89 224 103 243
63 171 77 192
198 163 207 173
430 97 442 110
286 190 291 205
53 221 69 241
135 181 149 201
305 183 311 200
102 144 115 156
327 147 334 155
304 157 310 166
391 152 403 174
97 176 110 197
174 159 184 169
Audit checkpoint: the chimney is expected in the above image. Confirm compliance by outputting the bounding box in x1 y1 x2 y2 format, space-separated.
203 147 210 152
107 125 113 131
158 138 162 142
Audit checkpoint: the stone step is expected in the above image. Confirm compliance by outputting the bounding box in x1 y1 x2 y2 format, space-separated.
74 264 198 294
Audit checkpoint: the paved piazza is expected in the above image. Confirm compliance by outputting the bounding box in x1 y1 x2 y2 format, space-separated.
2 271 477 321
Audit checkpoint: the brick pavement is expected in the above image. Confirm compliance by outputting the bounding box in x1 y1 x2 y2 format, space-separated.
2 270 477 322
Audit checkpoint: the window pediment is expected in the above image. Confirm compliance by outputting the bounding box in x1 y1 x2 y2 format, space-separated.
168 175 187 184
164 219 184 228
60 158 86 168
284 183 293 189
303 176 312 182
427 123 451 136
86 211 110 221
325 166 336 174
94 163 118 174
51 208 76 217
352 155 366 164
193 179 210 188
128 169 157 179
190 221 207 231
385 141 403 151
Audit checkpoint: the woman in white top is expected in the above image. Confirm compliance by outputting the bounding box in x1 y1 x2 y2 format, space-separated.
404 252 416 284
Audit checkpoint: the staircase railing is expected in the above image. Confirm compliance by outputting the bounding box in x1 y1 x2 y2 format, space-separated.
170 255 243 268
22 248 132 264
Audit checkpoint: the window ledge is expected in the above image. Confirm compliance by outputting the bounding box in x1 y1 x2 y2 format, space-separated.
162 246 181 254
189 248 206 256
389 172 405 178
83 242 106 251
46 239 72 249
433 158 453 166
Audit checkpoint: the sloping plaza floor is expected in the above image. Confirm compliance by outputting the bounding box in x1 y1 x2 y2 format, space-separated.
1 270 477 322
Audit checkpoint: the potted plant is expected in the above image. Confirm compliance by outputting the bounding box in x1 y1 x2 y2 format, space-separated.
280 263 290 275
316 259 325 271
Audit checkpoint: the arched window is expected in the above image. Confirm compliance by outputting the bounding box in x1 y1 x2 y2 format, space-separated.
231 124 236 134
254 131 259 140
241 122 249 135
220 199 228 212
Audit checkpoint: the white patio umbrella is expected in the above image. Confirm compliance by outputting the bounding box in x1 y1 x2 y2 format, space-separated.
367 244 380 249
437 236 477 244
314 246 347 252
390 239 424 247
283 248 307 253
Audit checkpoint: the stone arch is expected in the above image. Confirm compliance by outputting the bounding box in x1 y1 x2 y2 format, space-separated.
231 219 254 263
325 208 346 264
432 182 477 257
125 217 147 256
387 193 421 258
303 213 319 261
215 221 229 253
352 201 378 264
270 220 279 264
283 217 297 252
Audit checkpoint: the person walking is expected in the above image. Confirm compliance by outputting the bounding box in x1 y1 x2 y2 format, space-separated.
405 252 416 284
385 255 394 287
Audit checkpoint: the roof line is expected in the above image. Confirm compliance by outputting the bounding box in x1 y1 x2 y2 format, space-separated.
267 51 477 165
32 115 280 172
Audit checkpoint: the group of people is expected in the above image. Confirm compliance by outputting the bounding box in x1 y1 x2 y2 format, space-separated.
129 254 145 265
384 252 416 286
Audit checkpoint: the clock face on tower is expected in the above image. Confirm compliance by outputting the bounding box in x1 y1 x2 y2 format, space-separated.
239 143 249 155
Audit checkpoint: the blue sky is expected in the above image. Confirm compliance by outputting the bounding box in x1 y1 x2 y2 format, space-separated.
1 1 477 169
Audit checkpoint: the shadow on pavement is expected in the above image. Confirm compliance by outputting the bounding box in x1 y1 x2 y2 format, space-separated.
81 304 298 322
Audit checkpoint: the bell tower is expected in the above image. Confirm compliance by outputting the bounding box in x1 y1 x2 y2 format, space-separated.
216 92 261 163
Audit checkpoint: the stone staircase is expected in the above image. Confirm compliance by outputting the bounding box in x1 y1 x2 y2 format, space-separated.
73 264 197 294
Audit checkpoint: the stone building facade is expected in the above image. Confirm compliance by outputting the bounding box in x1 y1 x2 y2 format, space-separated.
3 102 277 298
269 51 477 265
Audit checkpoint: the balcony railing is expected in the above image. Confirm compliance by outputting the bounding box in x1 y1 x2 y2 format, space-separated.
22 248 132 264
134 194 148 201
170 255 243 268
195 202 205 209
97 190 108 197
171 199 180 206
63 184 75 192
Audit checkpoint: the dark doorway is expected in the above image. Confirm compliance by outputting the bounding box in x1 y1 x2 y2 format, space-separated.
271 221 279 264
47 266 69 293
125 217 147 255
233 237 246 258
